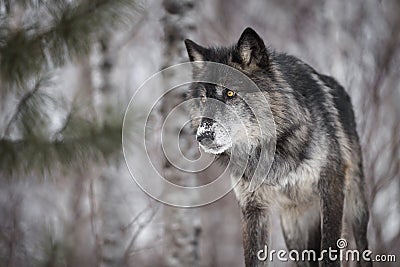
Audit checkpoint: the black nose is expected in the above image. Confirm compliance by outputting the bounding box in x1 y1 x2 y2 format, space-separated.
196 132 214 146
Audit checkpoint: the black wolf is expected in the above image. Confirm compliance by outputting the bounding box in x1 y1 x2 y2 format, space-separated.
184 28 371 267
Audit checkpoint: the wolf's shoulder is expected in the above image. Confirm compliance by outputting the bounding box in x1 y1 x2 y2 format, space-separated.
270 52 328 105
272 52 357 139
272 52 345 97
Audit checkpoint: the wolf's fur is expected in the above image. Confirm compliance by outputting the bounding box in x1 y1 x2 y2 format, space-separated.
185 28 370 267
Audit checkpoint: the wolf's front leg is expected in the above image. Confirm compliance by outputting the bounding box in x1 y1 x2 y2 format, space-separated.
241 202 270 267
233 175 270 267
319 170 345 267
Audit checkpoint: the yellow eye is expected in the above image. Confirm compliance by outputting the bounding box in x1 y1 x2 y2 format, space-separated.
226 90 236 97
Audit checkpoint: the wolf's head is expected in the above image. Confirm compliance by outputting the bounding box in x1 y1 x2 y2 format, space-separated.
184 28 277 155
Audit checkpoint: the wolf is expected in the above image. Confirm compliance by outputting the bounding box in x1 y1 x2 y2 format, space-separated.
184 28 371 267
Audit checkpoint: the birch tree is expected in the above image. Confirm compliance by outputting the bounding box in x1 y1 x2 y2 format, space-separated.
161 0 201 266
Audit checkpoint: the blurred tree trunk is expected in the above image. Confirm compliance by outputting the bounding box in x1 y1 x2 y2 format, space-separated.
91 36 129 267
161 0 201 266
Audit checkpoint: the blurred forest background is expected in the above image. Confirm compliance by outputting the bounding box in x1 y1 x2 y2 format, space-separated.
0 0 399 267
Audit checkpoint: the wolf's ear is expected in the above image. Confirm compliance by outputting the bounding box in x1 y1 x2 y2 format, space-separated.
184 39 208 62
237 27 268 67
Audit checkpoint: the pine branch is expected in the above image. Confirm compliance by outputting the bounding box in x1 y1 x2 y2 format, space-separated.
0 116 124 178
0 0 140 177
2 75 52 138
0 0 140 88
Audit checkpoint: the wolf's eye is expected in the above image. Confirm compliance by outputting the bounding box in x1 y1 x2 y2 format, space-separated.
226 90 236 98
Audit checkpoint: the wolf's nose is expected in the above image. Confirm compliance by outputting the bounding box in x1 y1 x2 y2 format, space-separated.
197 132 214 146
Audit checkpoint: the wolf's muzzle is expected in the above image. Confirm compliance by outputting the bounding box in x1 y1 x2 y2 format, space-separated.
196 131 215 146
196 118 216 146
